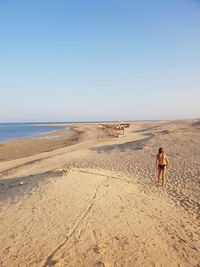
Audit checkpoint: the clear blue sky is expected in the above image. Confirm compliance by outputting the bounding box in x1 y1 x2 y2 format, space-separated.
0 0 199 122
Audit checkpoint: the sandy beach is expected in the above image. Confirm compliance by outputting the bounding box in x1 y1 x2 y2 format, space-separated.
0 119 199 267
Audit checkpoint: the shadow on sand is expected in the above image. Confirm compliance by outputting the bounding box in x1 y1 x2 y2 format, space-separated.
90 136 152 153
0 170 61 202
131 125 159 133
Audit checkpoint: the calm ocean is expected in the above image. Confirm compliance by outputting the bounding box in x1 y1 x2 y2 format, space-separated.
0 123 66 142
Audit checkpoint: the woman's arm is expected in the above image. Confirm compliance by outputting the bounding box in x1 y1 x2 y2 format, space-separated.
166 155 169 169
156 155 159 168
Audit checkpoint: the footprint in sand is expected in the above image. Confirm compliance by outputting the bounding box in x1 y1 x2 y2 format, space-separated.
92 245 102 254
95 260 105 267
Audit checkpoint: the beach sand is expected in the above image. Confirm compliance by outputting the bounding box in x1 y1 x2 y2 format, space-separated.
0 120 199 267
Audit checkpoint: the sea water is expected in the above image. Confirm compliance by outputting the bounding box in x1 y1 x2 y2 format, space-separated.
0 123 66 142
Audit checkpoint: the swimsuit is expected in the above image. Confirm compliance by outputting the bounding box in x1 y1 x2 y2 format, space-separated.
158 165 166 170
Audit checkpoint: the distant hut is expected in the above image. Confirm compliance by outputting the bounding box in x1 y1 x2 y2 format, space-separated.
100 124 124 137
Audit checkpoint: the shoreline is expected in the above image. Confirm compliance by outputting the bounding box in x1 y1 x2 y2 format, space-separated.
0 125 83 162
0 123 69 144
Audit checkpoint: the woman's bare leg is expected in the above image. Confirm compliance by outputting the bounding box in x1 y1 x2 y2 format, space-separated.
158 169 162 185
161 169 166 186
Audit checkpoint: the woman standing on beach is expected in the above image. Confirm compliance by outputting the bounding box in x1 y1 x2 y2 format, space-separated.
156 147 169 186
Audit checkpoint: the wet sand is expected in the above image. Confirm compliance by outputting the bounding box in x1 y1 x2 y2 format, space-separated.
0 125 83 162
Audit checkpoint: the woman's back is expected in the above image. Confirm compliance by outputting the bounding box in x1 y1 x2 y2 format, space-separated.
157 152 167 165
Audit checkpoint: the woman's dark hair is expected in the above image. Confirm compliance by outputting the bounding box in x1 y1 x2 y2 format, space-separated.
159 147 164 154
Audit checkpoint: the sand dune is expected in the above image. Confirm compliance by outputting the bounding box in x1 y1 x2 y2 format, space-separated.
0 120 199 267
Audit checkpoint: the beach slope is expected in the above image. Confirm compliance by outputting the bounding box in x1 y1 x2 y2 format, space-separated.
0 120 199 267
